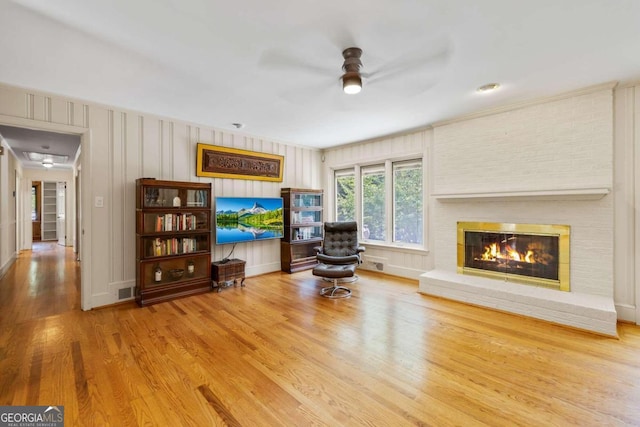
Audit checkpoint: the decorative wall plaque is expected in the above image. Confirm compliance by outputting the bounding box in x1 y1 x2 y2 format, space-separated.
196 143 284 182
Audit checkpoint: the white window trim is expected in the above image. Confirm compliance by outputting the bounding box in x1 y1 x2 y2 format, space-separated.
331 154 426 251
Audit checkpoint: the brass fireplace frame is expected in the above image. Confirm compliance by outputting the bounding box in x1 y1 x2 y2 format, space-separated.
457 222 570 291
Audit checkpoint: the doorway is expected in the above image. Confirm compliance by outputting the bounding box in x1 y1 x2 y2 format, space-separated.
31 181 42 241
0 120 88 309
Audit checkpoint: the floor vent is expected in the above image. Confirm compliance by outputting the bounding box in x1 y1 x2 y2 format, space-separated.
118 287 132 300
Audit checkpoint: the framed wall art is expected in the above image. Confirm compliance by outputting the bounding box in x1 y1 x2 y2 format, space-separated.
196 143 284 182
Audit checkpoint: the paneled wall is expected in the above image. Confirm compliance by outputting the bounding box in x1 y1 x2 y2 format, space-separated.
0 82 321 309
613 83 640 323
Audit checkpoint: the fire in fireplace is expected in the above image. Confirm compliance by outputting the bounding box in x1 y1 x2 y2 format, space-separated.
457 222 570 291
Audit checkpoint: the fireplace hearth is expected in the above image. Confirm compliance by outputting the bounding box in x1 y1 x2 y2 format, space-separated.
457 222 570 291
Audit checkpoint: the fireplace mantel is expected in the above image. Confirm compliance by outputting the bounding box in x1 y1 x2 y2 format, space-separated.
432 187 610 203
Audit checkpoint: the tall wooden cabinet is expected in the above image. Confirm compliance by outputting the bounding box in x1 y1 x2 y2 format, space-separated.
136 178 212 306
281 188 323 273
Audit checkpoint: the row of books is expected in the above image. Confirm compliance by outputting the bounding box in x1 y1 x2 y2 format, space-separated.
151 237 199 256
155 213 199 232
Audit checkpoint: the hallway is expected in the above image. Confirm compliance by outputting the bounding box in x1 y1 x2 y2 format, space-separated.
0 242 80 324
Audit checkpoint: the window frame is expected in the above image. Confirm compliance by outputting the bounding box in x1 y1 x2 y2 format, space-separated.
332 155 426 251
334 168 356 222
32 181 41 222
392 159 423 247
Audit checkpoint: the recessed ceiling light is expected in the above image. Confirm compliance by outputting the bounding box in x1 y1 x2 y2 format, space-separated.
232 123 244 129
477 83 500 93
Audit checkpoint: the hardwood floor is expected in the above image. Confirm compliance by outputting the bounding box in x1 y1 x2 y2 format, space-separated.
1 243 640 426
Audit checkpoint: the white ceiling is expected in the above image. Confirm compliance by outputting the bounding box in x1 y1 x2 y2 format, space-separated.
1 0 640 149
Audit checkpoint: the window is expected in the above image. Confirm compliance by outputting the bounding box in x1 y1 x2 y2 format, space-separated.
393 160 423 245
334 158 424 248
361 165 386 242
31 184 40 221
335 169 355 221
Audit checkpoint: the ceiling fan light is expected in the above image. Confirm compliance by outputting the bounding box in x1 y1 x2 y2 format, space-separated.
342 73 362 95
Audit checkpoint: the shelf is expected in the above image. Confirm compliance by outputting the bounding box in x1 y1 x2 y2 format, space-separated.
41 181 57 241
432 188 610 202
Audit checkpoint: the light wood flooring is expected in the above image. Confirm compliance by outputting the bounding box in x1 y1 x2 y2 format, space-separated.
1 242 640 426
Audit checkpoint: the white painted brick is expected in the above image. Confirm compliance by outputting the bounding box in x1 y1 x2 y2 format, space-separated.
428 88 615 331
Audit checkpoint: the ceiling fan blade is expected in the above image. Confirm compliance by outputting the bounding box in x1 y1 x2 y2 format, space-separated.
277 76 339 104
323 27 358 52
363 46 451 96
257 49 333 76
368 46 451 83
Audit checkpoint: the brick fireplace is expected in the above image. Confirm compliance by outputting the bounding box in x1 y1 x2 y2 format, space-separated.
419 85 618 336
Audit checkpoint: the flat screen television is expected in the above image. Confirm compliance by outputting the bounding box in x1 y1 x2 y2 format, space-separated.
215 197 284 245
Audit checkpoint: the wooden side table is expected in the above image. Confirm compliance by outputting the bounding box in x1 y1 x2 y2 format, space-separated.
211 259 246 292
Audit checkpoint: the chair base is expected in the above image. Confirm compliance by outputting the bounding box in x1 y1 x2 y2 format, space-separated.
320 279 352 299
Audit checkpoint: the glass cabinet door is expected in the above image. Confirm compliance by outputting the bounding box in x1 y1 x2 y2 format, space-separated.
291 225 323 241
293 193 322 208
141 211 210 233
292 210 322 224
141 256 210 288
141 234 210 259
143 187 210 208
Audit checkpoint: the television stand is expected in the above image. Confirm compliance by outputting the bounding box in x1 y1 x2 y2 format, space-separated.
211 258 246 292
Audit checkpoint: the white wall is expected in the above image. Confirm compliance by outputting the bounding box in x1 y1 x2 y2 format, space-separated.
0 82 321 309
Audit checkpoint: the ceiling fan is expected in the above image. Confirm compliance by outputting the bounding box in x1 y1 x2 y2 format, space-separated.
258 38 451 101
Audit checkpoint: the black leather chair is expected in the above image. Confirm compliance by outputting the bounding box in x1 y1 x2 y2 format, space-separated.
312 221 365 298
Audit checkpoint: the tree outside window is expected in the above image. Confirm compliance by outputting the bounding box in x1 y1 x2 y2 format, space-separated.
335 169 355 222
361 165 386 242
31 185 38 221
393 160 423 245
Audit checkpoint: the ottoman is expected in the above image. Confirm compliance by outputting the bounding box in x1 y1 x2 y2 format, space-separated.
312 263 356 298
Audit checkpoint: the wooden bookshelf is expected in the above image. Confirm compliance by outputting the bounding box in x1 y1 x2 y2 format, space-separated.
280 188 323 273
135 178 212 306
